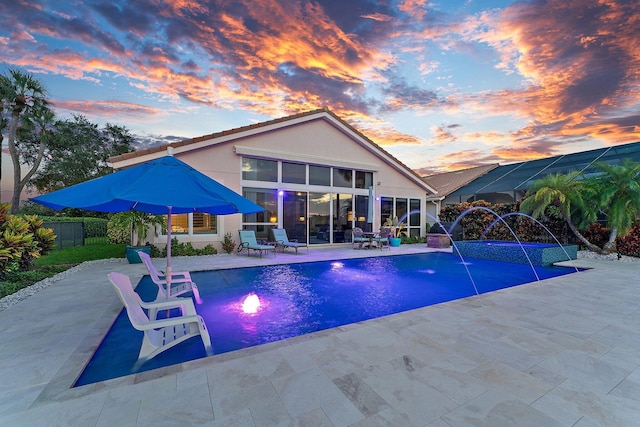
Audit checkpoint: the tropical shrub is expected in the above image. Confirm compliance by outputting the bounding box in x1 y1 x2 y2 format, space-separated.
520 161 640 254
0 203 55 279
222 232 236 254
106 218 130 244
438 200 568 242
580 223 610 249
107 212 165 245
617 223 640 257
151 237 217 257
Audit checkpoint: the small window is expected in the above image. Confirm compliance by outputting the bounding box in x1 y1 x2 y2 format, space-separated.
409 199 420 226
167 213 217 234
242 157 277 182
396 198 408 222
309 165 330 186
282 162 306 184
355 171 373 189
193 213 217 234
380 197 393 224
170 214 188 234
333 168 352 187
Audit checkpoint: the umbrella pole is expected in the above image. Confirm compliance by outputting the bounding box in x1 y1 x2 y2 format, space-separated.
166 206 172 299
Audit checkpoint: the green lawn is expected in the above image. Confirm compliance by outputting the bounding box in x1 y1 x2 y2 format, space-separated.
1 243 126 299
35 243 126 266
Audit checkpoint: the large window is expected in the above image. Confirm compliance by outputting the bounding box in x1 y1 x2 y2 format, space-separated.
242 187 278 240
379 197 421 237
355 194 371 232
282 162 306 184
333 193 352 243
309 192 330 244
333 168 352 187
239 158 424 244
396 198 408 223
283 191 307 242
355 171 373 189
309 165 330 186
242 158 277 182
380 197 393 224
409 198 421 237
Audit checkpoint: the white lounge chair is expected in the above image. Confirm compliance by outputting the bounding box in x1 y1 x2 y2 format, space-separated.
238 230 276 258
271 228 308 254
138 251 201 303
108 272 213 367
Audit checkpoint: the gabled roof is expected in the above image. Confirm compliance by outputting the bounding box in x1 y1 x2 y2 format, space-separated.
447 141 640 198
109 108 436 194
423 164 499 198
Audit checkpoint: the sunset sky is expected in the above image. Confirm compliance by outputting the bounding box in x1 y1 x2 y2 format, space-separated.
1 0 639 175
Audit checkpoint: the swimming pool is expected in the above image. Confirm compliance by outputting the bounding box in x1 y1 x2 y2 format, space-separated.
75 252 580 386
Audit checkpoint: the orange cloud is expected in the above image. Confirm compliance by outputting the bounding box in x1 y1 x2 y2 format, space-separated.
53 100 162 117
458 0 640 146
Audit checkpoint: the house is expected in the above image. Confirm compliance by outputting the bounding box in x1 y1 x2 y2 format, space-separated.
422 164 498 222
109 108 437 250
441 141 640 205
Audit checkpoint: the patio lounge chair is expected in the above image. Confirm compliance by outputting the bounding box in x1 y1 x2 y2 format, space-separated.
138 251 202 303
271 228 308 254
238 230 276 258
352 227 368 249
107 272 213 367
373 227 392 250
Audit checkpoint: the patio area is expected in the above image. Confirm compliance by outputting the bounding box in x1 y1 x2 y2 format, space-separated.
1 244 639 426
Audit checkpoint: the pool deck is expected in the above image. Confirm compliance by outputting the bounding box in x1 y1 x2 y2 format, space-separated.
1 244 639 426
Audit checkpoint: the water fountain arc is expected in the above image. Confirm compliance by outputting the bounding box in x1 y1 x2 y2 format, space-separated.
446 206 541 281
412 211 480 295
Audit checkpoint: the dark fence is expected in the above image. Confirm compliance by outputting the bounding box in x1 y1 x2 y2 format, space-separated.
43 220 109 249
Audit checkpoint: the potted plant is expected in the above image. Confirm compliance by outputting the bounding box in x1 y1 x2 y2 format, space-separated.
383 216 406 247
108 212 165 263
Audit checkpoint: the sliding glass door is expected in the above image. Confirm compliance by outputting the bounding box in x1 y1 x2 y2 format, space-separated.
309 192 330 244
282 191 308 243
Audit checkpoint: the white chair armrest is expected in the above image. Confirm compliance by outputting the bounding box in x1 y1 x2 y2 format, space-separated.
140 297 197 315
141 315 201 330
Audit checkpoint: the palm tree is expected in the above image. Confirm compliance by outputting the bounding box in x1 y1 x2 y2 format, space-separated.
0 69 50 212
589 159 640 253
520 171 603 253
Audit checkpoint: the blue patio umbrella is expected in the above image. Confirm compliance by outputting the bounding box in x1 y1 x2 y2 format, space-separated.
31 154 264 282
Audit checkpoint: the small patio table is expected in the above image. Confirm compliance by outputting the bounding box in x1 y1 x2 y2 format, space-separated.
362 231 379 249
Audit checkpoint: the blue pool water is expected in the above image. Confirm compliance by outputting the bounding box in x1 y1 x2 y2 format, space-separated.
75 252 580 386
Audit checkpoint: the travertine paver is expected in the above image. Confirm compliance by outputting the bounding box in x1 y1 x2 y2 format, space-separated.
0 245 639 426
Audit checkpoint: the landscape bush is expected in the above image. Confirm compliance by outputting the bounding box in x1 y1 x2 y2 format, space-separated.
0 203 56 279
438 200 639 257
438 200 567 242
616 223 640 257
222 232 236 254
151 237 217 257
